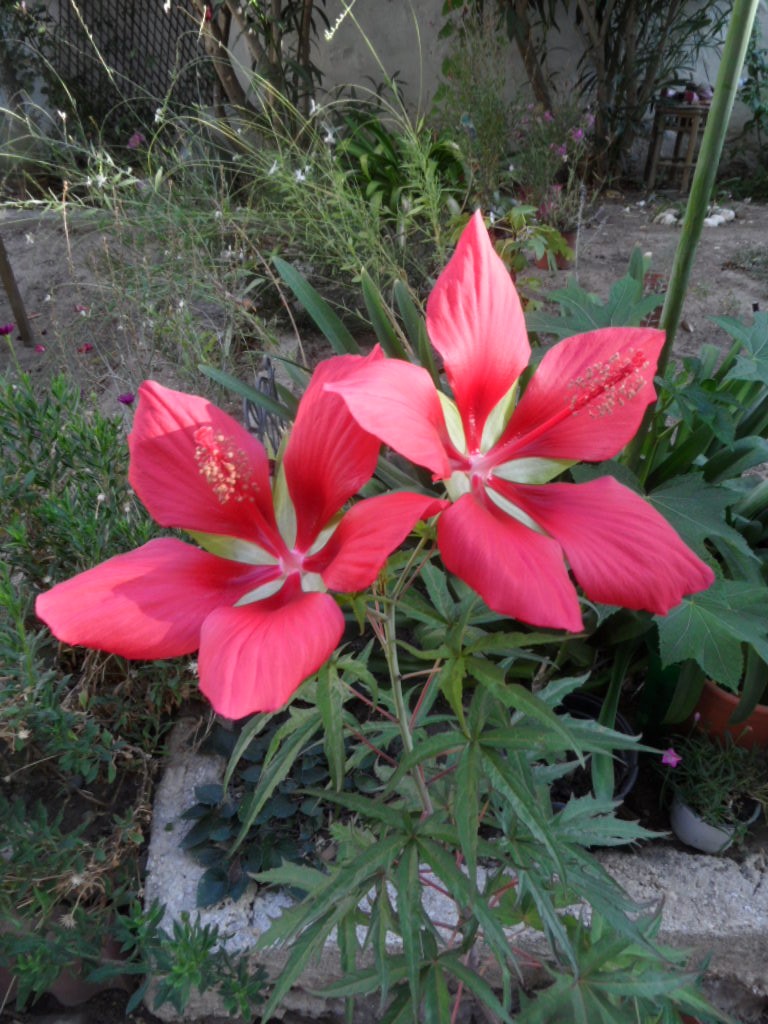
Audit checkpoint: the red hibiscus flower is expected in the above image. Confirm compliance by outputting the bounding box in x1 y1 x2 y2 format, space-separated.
36 358 443 717
328 211 713 631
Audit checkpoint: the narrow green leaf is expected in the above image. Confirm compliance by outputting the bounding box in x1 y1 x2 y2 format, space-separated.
273 255 360 354
396 842 422 1005
394 280 439 384
439 953 515 1023
422 963 451 1024
455 742 480 882
360 268 409 360
198 363 293 420
233 712 323 849
316 663 346 792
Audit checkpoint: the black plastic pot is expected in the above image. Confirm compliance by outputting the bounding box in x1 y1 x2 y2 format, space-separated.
550 691 640 809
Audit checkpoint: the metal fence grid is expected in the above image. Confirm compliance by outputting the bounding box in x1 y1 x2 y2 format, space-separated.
52 0 212 126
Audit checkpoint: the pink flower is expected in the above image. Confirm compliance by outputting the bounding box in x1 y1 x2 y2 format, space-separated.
571 127 584 142
127 132 146 150
34 344 46 353
77 343 94 353
661 748 682 768
36 363 443 718
118 392 135 405
0 323 15 335
329 211 714 631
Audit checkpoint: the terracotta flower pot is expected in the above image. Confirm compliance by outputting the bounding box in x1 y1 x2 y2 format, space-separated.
693 679 768 749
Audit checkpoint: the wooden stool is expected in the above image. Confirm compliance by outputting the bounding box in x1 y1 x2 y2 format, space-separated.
644 103 709 193
0 232 34 345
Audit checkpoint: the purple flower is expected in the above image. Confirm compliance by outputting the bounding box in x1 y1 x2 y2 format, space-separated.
127 132 146 150
571 127 584 142
118 392 135 405
34 343 47 353
0 323 15 335
661 748 682 768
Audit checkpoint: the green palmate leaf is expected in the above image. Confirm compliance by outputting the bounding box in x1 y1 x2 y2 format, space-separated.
716 311 768 382
656 578 768 690
420 561 455 622
272 255 360 355
525 262 663 340
415 837 515 980
647 473 748 557
482 750 564 876
705 435 768 483
381 729 466 799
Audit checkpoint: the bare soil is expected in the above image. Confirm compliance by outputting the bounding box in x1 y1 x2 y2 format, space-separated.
1 193 767 1024
1 194 768 392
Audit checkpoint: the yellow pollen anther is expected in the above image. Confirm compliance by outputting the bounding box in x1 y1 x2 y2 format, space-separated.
568 349 648 417
193 426 256 504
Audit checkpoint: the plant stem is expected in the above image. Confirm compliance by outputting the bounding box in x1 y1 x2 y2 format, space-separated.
657 0 761 376
382 599 434 817
627 0 760 471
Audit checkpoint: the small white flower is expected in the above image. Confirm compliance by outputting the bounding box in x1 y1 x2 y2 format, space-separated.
25 233 34 245
214 210 222 219
154 107 164 124
163 0 170 10
17 728 30 741
323 126 336 145
177 299 185 310
57 109 67 121
294 168 306 182
94 174 107 188
268 159 279 176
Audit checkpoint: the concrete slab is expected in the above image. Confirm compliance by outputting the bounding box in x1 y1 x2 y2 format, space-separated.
145 721 768 1022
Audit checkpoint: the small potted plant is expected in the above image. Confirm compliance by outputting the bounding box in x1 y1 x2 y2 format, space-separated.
661 732 768 853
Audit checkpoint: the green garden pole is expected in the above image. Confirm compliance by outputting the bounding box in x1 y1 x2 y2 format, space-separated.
657 0 761 376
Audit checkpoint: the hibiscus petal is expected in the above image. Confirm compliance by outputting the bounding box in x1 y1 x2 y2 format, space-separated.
437 494 583 631
129 381 281 549
427 211 529 450
498 327 664 464
327 355 453 478
505 477 714 614
35 538 275 658
283 355 383 550
314 492 447 592
198 587 344 717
